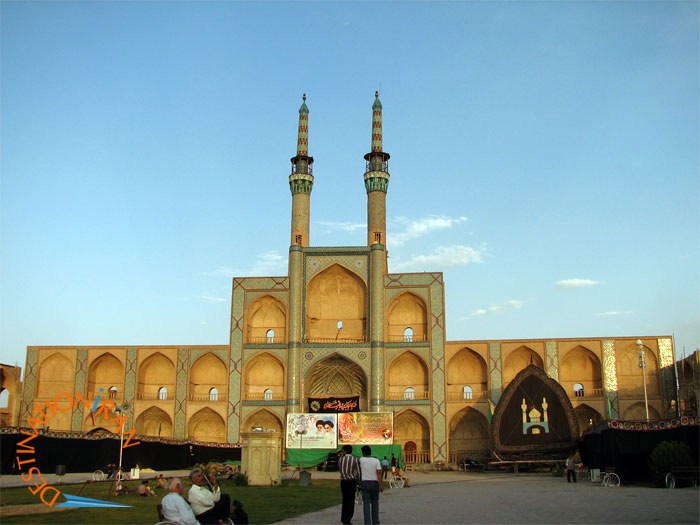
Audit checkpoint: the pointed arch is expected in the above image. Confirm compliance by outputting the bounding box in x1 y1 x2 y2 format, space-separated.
242 408 283 433
306 354 368 409
386 292 428 343
190 353 228 400
503 346 544 386
622 401 661 421
36 353 75 400
449 407 490 460
446 347 487 400
138 353 176 400
88 353 124 400
188 407 226 443
246 295 287 344
244 352 285 400
394 409 431 463
559 346 603 398
387 351 429 400
306 264 367 342
616 343 660 396
135 406 173 437
574 403 604 434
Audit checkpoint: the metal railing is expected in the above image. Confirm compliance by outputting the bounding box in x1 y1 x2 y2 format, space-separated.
446 390 489 402
404 450 430 464
189 394 226 402
137 392 170 401
386 334 429 343
247 336 286 344
244 392 286 401
304 336 368 344
386 390 431 401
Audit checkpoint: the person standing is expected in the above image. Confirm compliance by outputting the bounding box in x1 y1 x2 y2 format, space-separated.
359 445 383 525
338 444 360 525
565 453 577 483
380 456 390 479
390 453 398 474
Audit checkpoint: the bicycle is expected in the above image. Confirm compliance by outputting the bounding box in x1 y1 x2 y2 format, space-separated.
389 473 405 489
92 469 106 481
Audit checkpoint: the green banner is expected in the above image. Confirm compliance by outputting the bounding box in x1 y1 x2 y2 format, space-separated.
286 444 403 469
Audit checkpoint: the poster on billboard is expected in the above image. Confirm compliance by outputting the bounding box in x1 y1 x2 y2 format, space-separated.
338 412 394 445
285 413 338 449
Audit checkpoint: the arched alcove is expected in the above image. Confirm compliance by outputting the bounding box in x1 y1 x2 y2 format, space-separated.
306 264 367 342
87 353 124 400
306 354 367 410
387 352 429 400
449 407 490 460
189 353 227 401
137 353 176 400
559 346 602 398
243 409 283 434
446 347 488 400
36 353 74 400
244 353 285 400
394 409 431 463
135 406 173 437
616 343 660 396
503 346 544 386
386 293 428 343
246 295 287 344
574 404 604 434
622 401 661 421
188 407 226 443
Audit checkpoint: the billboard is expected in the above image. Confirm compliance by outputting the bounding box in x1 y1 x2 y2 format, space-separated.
338 412 394 445
285 413 338 449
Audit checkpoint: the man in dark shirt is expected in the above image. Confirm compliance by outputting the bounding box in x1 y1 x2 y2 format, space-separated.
338 444 360 525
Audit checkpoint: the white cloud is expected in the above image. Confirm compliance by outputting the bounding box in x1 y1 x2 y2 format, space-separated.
467 299 525 318
390 215 468 247
392 245 485 272
595 311 632 317
555 278 601 289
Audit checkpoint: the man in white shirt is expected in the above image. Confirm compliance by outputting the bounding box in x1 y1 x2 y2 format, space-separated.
358 445 383 525
187 468 233 524
161 477 200 525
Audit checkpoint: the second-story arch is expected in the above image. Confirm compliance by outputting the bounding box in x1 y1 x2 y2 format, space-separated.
387 351 429 401
306 354 367 410
559 346 602 399
306 264 367 342
36 353 74 401
503 346 544 386
616 343 659 396
386 292 428 343
446 347 487 400
246 295 287 344
190 353 228 401
244 353 285 401
137 353 176 400
87 353 124 400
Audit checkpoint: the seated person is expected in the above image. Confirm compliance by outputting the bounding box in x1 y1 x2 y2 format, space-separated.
187 468 233 525
162 477 200 525
137 479 156 496
156 474 168 489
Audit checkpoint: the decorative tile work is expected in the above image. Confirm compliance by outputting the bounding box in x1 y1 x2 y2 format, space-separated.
602 339 618 392
489 343 502 405
20 348 39 423
658 338 673 368
545 341 559 381
71 348 88 430
658 338 675 418
123 348 137 429
306 253 369 282
173 348 189 439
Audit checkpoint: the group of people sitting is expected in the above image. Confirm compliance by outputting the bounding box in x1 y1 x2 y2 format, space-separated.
158 469 248 525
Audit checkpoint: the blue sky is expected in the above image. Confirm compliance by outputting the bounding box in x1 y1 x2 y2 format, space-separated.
2 1 698 370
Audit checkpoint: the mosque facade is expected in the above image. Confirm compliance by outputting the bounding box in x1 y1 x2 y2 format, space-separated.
15 94 678 464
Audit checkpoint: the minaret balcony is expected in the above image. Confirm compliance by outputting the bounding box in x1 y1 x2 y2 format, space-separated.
365 159 388 173
292 163 313 176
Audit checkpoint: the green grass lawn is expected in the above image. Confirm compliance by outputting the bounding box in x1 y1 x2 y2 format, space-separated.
0 477 341 524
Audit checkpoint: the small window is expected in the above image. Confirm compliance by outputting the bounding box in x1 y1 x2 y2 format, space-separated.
463 386 473 400
209 387 219 401
573 383 584 398
263 388 273 401
403 387 415 400
108 386 118 399
295 234 302 245
266 329 275 343
403 327 414 342
158 387 168 400
0 389 9 409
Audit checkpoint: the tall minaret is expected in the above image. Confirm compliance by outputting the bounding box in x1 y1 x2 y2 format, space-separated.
365 91 389 412
287 94 312 414
364 91 390 260
289 94 314 247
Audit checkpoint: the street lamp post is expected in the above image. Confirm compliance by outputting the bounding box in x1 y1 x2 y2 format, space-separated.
635 339 650 421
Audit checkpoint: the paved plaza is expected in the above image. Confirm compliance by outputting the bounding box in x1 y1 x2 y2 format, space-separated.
274 470 699 525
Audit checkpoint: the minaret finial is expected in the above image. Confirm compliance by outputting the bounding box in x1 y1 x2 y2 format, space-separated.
296 94 309 155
